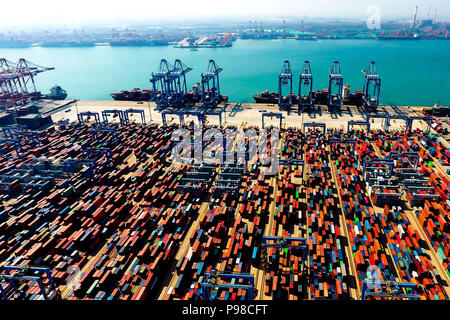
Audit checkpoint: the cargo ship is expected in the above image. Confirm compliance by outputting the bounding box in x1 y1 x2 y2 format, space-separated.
422 104 450 117
41 85 67 100
253 84 363 106
111 85 228 104
110 88 156 101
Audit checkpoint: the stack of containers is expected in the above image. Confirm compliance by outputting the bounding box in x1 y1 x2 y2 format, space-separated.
417 131 450 166
374 129 450 286
330 130 400 294
304 129 354 299
348 129 447 299
165 128 269 300
0 123 202 300
265 128 307 300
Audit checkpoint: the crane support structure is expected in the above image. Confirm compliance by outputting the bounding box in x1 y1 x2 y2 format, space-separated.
201 60 223 107
199 270 255 300
124 108 146 124
388 152 420 168
150 59 172 106
0 138 23 157
0 58 54 107
0 265 57 300
303 122 326 135
91 127 119 144
166 59 192 107
330 138 356 153
279 159 304 172
11 131 40 146
328 61 343 110
362 61 381 111
78 112 100 125
348 120 371 133
262 112 283 128
361 280 421 300
278 60 293 109
101 109 125 124
82 147 113 164
298 60 313 112
363 158 394 177
261 236 309 274
366 115 432 132
1 125 27 138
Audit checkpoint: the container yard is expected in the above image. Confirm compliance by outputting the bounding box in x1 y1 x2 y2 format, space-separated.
1 97 449 301
1 54 450 302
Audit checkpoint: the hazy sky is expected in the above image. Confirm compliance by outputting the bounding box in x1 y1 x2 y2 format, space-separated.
1 0 448 29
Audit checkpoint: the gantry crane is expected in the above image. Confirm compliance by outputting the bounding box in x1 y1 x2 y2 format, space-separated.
150 59 172 106
298 60 313 112
362 61 381 111
0 265 59 300
198 270 255 300
261 236 308 272
201 60 223 107
278 60 293 109
166 59 192 107
328 61 343 110
0 58 54 107
361 280 421 300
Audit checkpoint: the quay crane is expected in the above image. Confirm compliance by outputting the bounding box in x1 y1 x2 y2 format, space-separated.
150 59 172 106
278 60 293 109
328 61 343 111
201 59 223 107
166 59 192 107
0 58 54 107
298 60 313 112
362 61 381 111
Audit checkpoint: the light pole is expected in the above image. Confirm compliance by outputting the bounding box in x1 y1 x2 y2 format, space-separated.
147 101 153 123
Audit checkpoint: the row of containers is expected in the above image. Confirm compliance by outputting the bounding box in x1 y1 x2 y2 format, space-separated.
429 116 450 136
330 127 449 299
163 126 271 300
266 128 356 299
0 122 212 300
0 118 449 300
369 129 450 283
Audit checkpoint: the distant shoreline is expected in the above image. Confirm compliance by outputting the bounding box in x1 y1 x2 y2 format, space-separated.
1 38 449 49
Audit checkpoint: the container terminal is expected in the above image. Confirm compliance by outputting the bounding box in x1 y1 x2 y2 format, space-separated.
0 57 449 301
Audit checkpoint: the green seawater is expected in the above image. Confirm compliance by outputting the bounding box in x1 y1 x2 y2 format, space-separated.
2 39 449 105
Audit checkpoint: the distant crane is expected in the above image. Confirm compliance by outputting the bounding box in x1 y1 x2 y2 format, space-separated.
166 59 192 107
298 60 313 112
278 60 293 109
328 61 343 110
150 59 172 106
362 61 381 111
411 5 418 29
0 58 54 107
201 59 223 107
